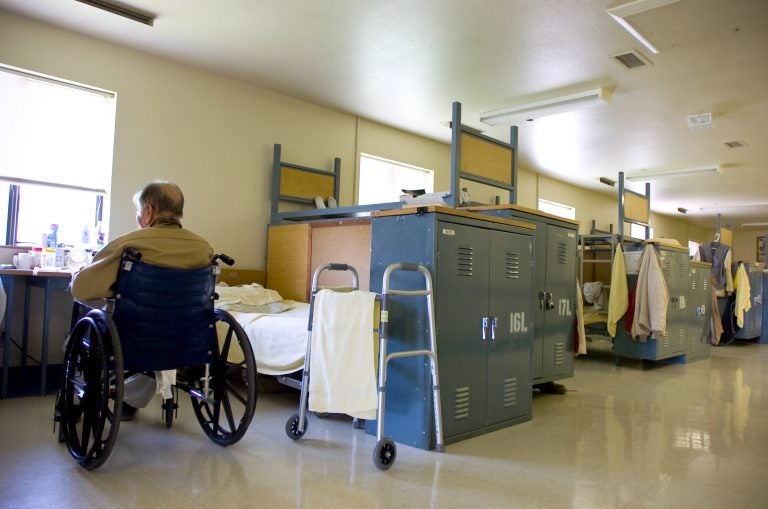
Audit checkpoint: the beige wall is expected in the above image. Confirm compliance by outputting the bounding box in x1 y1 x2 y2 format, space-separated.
733 230 767 265
0 11 448 269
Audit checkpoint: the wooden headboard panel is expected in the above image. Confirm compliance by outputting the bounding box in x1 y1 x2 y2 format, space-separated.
218 267 266 287
270 143 341 223
450 102 518 207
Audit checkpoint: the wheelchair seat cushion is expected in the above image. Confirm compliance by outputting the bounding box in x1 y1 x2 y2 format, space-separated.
112 259 216 371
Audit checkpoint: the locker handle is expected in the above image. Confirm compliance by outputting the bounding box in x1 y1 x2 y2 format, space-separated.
538 291 546 310
490 317 498 342
546 292 555 310
481 316 489 341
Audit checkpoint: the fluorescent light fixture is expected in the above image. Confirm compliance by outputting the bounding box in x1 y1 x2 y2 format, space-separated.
625 165 720 181
700 202 768 211
480 87 613 125
741 222 768 228
606 0 682 55
75 0 156 26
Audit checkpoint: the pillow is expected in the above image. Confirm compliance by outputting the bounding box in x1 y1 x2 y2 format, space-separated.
215 283 286 312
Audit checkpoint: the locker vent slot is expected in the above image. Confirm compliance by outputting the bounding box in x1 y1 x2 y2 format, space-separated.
505 252 520 279
502 377 518 407
678 263 688 279
703 278 708 290
553 341 565 365
677 328 686 347
556 241 569 264
452 386 471 420
690 277 697 290
661 331 670 348
456 246 474 277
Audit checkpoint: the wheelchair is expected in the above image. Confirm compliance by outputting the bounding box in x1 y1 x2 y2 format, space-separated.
56 248 257 470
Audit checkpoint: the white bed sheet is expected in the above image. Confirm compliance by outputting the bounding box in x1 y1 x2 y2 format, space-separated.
228 302 309 376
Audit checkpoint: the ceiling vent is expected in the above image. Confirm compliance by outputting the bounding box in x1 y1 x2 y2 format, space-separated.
687 112 712 128
612 50 651 69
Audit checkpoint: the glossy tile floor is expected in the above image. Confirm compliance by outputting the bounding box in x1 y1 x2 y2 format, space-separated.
1 339 766 509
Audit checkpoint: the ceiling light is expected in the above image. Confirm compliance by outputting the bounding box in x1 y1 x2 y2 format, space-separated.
724 140 745 148
606 0 682 54
700 202 768 211
479 87 613 125
75 0 156 26
741 222 768 228
677 207 688 214
625 165 721 181
599 177 616 187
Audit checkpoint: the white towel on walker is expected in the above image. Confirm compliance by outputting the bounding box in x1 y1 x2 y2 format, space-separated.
308 289 378 420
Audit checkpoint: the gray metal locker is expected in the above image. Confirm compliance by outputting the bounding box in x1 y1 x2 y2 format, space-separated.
466 205 578 386
687 261 711 361
613 244 689 363
366 207 535 449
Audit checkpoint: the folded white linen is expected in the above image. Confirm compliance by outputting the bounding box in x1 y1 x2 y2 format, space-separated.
215 283 283 308
308 289 378 420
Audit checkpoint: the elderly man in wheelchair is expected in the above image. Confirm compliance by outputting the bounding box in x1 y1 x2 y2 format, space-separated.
55 181 257 470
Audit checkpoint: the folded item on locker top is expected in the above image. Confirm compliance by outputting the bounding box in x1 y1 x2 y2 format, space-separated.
644 237 684 248
399 191 452 207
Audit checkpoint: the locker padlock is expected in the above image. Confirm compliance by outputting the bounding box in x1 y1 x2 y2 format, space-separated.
546 292 555 310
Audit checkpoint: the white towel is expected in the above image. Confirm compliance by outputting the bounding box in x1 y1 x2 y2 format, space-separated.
631 244 669 341
308 289 378 420
575 279 587 356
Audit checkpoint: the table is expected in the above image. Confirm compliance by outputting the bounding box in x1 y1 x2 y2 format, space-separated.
0 269 72 398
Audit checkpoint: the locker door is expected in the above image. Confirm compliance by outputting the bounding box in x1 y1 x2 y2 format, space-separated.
487 229 533 424
435 222 490 438
670 250 689 354
541 225 577 379
530 222 547 379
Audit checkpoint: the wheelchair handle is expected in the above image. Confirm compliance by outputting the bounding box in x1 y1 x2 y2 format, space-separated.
213 254 235 266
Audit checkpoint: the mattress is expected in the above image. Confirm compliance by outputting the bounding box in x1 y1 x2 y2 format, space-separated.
214 282 309 375
228 302 309 376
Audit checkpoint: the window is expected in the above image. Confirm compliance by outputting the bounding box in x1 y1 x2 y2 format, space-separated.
629 222 654 240
538 198 576 220
688 240 700 259
358 153 434 205
0 63 116 247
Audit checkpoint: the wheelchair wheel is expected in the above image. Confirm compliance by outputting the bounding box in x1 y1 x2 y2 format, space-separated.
189 309 257 446
60 310 124 470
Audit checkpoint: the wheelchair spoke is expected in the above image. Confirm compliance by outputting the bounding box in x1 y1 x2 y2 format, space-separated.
220 391 237 433
219 325 233 362
223 378 248 407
